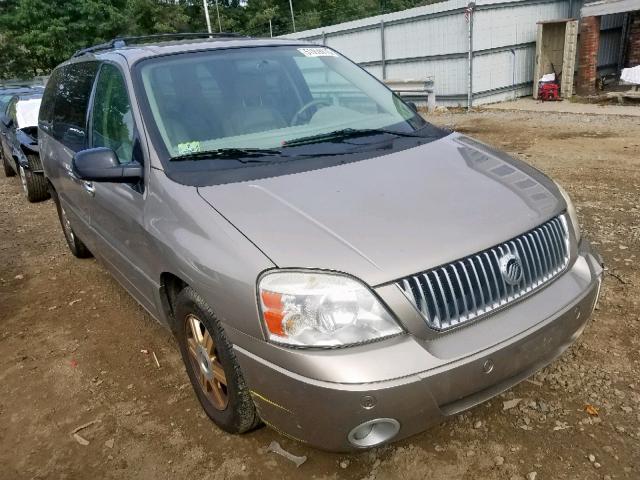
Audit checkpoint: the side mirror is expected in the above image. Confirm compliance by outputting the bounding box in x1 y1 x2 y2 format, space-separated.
72 147 142 183
406 101 419 113
1 115 14 128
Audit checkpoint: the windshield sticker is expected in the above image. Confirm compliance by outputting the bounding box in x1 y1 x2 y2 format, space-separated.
177 141 201 155
298 47 338 58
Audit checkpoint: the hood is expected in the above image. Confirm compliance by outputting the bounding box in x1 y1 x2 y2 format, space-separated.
197 133 564 286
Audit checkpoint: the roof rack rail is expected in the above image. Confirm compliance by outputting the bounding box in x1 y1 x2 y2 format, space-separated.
72 32 246 58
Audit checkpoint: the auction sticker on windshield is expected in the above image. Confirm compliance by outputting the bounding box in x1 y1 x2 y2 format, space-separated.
178 141 201 155
298 47 338 57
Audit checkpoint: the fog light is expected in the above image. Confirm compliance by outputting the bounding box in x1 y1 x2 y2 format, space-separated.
347 418 400 448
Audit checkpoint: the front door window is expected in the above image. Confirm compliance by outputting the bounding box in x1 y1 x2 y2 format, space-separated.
91 64 135 164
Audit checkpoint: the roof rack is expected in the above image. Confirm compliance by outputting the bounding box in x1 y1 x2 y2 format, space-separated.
72 32 247 58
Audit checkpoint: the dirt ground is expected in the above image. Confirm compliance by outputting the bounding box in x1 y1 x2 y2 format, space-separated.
1 109 639 480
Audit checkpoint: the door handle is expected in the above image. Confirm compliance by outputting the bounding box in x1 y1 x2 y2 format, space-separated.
83 181 96 196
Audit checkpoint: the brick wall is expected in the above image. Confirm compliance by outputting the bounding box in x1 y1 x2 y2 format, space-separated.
627 12 640 67
577 16 601 96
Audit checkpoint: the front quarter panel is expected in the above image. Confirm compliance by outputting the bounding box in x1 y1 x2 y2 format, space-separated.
144 168 275 339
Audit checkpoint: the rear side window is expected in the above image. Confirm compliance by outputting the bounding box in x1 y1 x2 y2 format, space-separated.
39 69 61 129
51 61 99 151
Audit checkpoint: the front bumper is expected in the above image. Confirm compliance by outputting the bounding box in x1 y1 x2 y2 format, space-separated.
234 241 603 451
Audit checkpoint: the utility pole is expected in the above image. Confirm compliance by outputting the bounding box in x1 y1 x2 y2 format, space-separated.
269 18 273 38
214 0 222 33
203 0 212 34
289 0 296 32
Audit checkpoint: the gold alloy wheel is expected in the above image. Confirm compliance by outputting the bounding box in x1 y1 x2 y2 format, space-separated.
19 165 27 195
185 314 229 410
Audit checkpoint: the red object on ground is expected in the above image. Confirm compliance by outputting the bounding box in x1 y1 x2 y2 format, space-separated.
538 82 561 101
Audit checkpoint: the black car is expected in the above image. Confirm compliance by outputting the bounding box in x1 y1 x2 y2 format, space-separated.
0 84 43 114
1 92 49 201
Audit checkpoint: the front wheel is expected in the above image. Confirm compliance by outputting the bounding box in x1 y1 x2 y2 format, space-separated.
1 150 15 177
175 287 260 434
52 191 92 258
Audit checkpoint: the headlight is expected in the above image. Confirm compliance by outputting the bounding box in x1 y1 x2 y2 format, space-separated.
554 181 581 243
258 271 402 347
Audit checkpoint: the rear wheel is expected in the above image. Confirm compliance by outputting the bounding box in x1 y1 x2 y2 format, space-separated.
175 287 260 434
52 190 92 258
1 150 15 177
19 154 50 202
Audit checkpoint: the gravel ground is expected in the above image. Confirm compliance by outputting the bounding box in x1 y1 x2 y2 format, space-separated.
0 109 638 480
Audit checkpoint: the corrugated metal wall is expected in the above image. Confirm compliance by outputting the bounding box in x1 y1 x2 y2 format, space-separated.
598 13 625 71
281 0 625 106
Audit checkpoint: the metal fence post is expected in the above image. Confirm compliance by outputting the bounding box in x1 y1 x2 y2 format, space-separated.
380 20 387 80
466 2 476 110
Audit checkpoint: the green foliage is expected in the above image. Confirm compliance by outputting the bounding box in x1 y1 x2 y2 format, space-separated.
0 0 435 80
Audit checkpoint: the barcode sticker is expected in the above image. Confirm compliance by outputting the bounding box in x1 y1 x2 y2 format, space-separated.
177 141 201 155
298 47 338 57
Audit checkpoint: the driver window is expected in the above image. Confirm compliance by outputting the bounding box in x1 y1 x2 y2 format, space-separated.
91 64 135 164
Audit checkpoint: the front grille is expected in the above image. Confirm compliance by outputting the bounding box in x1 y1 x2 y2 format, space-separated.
396 215 570 330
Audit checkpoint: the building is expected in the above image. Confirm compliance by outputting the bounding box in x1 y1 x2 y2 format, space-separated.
577 0 640 95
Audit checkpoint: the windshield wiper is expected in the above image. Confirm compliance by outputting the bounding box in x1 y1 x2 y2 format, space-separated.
170 147 283 162
282 128 420 147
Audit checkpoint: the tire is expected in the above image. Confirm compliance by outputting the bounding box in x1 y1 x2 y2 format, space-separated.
175 287 260 434
1 149 15 177
51 189 93 258
19 154 50 202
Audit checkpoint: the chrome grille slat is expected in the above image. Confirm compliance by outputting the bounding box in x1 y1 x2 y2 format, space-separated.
483 252 501 306
528 232 544 281
452 263 469 318
549 222 564 268
423 273 442 327
467 258 485 311
490 249 506 302
396 216 570 331
542 224 557 268
514 238 531 287
458 261 477 314
521 234 538 280
534 230 550 277
412 276 428 317
442 268 461 322
476 256 493 307
432 270 450 325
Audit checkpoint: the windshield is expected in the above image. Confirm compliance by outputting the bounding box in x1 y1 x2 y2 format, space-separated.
137 45 427 158
16 97 42 128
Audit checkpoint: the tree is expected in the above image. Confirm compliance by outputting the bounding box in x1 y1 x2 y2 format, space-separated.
0 0 440 80
0 0 128 77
